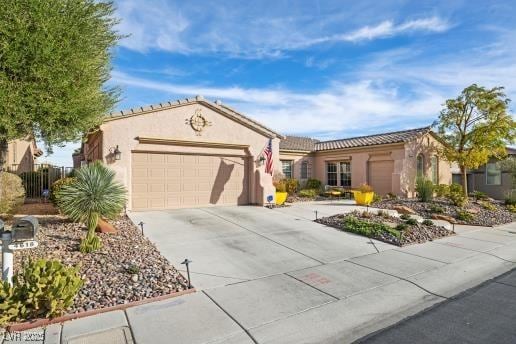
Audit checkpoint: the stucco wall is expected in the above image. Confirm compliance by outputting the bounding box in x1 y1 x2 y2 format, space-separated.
278 151 315 185
403 133 452 197
313 144 406 193
88 102 279 209
6 139 36 172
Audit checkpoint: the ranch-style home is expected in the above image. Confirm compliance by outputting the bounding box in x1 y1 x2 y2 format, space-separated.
280 128 451 197
78 97 451 210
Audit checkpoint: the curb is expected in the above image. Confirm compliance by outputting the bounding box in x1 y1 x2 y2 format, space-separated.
5 288 196 332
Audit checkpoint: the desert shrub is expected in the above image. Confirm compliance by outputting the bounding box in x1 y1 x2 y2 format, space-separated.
422 219 434 226
504 190 516 205
305 178 322 190
399 213 411 220
342 216 395 238
395 223 408 232
359 210 373 218
126 264 140 274
415 177 434 202
405 218 418 225
57 161 126 253
274 180 287 193
357 183 373 193
0 172 25 215
298 189 317 198
471 191 488 201
283 178 299 194
434 184 450 198
386 192 398 200
448 183 467 207
0 259 83 325
428 203 444 214
456 209 474 222
50 177 76 205
479 201 496 211
372 193 382 203
507 204 516 213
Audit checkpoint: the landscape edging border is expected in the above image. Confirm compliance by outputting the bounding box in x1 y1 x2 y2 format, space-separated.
5 288 196 332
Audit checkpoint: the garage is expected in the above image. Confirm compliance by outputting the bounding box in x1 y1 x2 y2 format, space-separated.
368 160 394 195
131 152 249 210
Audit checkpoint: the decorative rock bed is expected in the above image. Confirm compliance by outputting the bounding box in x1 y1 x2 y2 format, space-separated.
373 198 514 227
13 215 189 314
316 210 453 246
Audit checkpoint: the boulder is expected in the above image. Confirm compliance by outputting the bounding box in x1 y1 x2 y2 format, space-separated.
431 214 457 224
466 208 480 214
392 205 417 215
96 218 117 233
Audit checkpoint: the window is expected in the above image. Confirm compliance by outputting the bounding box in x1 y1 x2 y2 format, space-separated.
486 162 501 185
431 156 438 184
416 154 424 178
300 161 309 179
327 162 337 186
281 160 293 178
339 162 351 187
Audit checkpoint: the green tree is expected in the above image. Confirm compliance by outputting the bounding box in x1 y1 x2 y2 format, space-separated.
436 84 516 197
56 161 126 253
0 0 121 165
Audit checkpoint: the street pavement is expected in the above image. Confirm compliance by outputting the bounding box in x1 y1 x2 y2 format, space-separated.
356 267 516 344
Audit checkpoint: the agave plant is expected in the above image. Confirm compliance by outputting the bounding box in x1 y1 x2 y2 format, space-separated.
57 161 126 253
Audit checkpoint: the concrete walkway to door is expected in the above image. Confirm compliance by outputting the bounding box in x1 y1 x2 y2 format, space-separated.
12 201 516 344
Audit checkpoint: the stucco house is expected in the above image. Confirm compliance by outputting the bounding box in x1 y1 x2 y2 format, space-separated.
451 147 516 200
80 97 452 210
1 137 43 173
279 127 452 197
80 96 283 211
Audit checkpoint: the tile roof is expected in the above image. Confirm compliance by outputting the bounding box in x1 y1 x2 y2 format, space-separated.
280 127 432 152
279 136 320 151
316 127 431 151
104 95 283 138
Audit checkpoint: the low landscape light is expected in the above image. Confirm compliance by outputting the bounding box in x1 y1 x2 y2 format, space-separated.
181 258 193 289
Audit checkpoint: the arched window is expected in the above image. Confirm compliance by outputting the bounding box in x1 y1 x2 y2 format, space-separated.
431 156 438 184
416 154 424 178
301 161 309 179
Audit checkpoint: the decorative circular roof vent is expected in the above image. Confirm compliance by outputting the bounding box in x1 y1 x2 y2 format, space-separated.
185 109 212 136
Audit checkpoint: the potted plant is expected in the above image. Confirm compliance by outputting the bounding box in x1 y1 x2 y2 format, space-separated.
274 180 288 205
353 183 375 206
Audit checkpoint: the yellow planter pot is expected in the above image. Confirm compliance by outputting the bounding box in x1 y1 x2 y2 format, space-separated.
275 192 288 205
353 191 374 206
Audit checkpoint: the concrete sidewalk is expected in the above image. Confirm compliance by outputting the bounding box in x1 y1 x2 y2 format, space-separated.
3 203 516 344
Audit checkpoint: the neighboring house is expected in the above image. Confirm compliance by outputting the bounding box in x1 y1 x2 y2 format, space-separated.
81 96 283 211
279 127 452 197
451 147 516 200
2 137 43 173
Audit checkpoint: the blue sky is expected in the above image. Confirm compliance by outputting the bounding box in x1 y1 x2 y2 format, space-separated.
44 0 516 166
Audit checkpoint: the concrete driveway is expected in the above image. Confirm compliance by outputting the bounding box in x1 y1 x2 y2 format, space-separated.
129 202 394 289
21 202 516 344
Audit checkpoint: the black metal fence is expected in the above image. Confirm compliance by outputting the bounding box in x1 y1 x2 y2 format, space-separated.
5 164 73 201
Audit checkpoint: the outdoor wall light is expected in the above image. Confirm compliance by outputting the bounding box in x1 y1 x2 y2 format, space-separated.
257 155 266 166
110 145 122 160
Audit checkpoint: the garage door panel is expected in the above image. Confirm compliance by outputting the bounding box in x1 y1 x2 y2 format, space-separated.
132 152 249 210
369 161 394 195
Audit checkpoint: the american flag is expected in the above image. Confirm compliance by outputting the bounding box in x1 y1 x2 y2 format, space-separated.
263 139 273 175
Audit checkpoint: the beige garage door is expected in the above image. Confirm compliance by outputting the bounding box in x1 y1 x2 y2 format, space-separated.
131 152 249 210
368 160 394 195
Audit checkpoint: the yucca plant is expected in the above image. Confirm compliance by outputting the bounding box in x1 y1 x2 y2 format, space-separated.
56 161 126 253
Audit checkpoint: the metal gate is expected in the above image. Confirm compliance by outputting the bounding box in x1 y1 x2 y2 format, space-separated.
5 164 73 202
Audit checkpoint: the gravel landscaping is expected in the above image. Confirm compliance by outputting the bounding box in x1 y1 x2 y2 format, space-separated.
11 215 189 315
316 210 453 246
373 198 514 226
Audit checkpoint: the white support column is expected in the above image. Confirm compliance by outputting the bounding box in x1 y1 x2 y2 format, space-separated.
1 232 13 285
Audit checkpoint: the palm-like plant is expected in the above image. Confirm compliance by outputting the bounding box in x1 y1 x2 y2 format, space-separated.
57 161 126 253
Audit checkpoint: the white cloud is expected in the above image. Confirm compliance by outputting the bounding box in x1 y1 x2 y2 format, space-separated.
114 0 451 56
111 71 444 137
